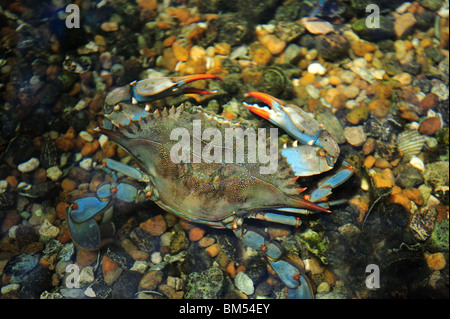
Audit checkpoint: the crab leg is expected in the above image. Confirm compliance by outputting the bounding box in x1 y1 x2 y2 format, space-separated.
230 221 314 299
67 161 151 250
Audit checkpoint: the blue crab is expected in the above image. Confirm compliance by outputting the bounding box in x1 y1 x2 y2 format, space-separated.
66 74 353 299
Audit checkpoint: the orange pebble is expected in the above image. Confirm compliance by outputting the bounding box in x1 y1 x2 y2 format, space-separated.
205 243 220 258
188 227 205 241
172 40 189 62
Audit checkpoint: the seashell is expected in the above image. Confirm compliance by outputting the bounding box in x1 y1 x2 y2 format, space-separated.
397 130 425 160
410 156 425 172
234 271 254 295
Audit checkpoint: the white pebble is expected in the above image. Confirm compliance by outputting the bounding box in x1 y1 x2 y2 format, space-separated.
306 84 321 99
79 266 95 284
84 287 96 298
353 57 367 69
1 284 20 295
130 260 148 273
46 166 63 181
98 134 109 148
0 180 8 194
8 225 19 239
39 219 60 238
73 99 88 111
344 126 367 147
307 62 326 75
79 131 93 142
234 271 254 295
18 157 40 173
151 252 162 265
410 156 425 172
79 158 93 171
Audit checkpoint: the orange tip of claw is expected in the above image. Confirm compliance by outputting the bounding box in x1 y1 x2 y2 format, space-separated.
244 103 271 120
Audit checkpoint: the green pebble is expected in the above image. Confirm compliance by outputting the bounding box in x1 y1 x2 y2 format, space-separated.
346 106 370 125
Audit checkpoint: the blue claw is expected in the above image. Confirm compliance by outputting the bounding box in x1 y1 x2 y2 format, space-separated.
281 145 335 176
69 196 110 223
67 213 101 250
309 165 354 202
268 259 314 299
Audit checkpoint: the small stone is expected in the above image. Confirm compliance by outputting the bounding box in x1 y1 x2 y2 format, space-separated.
61 178 78 192
205 243 220 258
46 166 63 181
102 256 123 286
79 131 93 142
302 18 334 35
342 85 360 99
392 72 412 86
419 117 442 136
364 155 376 169
394 13 416 38
39 219 60 238
344 126 367 147
409 156 425 172
198 236 215 248
214 42 231 55
419 93 439 113
234 271 254 295
425 252 446 271
101 22 118 32
139 270 163 290
1 283 20 295
79 158 93 171
130 260 148 274
84 287 96 298
352 40 377 57
307 62 326 75
373 169 395 188
188 227 205 241
139 215 167 236
346 106 370 125
150 252 162 265
316 282 331 294
18 158 40 173
304 258 325 275
79 266 95 284
260 34 286 55
369 98 391 118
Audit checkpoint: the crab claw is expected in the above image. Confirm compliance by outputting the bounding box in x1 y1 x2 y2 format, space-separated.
244 92 340 176
133 74 222 102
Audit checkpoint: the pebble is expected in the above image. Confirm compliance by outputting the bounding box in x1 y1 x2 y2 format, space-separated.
205 243 221 258
102 256 123 286
425 253 446 271
151 252 162 265
392 72 412 86
79 266 95 285
234 271 254 295
0 180 8 193
1 284 20 295
372 168 395 189
260 34 286 55
46 166 63 181
344 126 367 147
139 270 163 290
101 22 119 32
307 62 326 75
394 13 416 38
419 117 442 136
79 131 94 142
139 215 167 236
342 85 360 99
316 282 331 294
79 157 93 171
39 219 60 238
306 84 321 99
18 158 40 173
410 156 425 172
188 227 205 241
